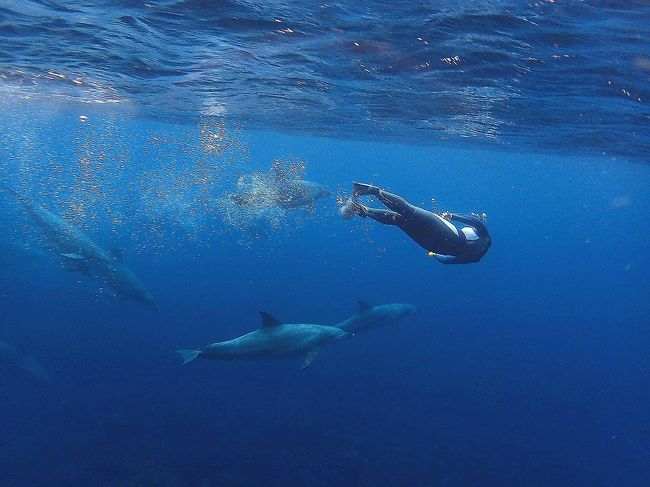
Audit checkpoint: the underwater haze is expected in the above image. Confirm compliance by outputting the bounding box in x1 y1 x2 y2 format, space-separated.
1 1 649 487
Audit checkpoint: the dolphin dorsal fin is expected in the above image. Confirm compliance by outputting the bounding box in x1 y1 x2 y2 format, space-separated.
357 300 371 312
259 312 282 328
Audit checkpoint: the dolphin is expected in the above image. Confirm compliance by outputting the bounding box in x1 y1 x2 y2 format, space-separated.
335 301 420 334
4 187 156 309
177 312 352 369
230 167 331 211
0 340 53 385
274 179 331 209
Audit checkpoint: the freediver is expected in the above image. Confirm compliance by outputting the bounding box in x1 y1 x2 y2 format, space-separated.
341 182 491 264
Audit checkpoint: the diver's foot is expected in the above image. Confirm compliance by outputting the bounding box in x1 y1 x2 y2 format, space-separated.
352 182 379 197
355 201 369 217
340 198 368 219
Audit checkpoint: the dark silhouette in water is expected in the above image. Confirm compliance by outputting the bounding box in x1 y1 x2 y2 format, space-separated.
336 301 420 334
342 182 491 264
4 187 157 309
0 339 52 385
230 162 331 211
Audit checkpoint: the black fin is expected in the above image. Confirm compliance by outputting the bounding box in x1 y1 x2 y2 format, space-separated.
259 312 282 328
357 300 371 312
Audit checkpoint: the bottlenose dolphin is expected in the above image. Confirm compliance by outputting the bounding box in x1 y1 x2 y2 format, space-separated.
231 169 330 210
0 340 53 385
4 187 156 309
336 301 420 333
177 312 351 369
274 179 331 209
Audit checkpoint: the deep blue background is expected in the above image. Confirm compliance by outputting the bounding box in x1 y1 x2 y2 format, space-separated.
1 120 649 486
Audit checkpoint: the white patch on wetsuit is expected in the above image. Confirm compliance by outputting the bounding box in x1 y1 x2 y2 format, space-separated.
461 226 479 241
433 214 459 236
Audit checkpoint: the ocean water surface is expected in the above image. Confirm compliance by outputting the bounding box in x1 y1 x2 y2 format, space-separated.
1 2 649 487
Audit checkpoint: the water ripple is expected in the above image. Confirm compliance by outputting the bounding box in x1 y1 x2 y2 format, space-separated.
0 0 648 159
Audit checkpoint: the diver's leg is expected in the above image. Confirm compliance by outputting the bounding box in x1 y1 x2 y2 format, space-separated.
352 182 415 215
361 206 403 226
375 190 415 215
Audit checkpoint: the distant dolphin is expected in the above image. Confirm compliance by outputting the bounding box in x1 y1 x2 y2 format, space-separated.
177 312 352 369
336 301 420 334
231 168 331 210
274 179 331 209
0 340 53 385
4 187 156 309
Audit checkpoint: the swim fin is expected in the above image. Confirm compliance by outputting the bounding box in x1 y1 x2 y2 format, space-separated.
352 182 379 197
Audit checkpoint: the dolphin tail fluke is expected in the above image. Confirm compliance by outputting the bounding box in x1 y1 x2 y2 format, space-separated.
176 349 201 365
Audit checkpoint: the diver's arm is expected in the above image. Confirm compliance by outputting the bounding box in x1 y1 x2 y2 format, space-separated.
447 213 489 238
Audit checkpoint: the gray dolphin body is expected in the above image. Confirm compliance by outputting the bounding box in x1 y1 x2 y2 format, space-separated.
177 312 351 368
5 188 156 309
232 178 330 210
275 179 331 209
336 301 420 334
0 340 52 385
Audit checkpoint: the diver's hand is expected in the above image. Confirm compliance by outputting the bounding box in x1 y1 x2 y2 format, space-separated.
441 211 452 220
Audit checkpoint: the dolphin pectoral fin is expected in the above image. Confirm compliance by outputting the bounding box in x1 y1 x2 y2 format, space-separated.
300 350 319 369
176 350 201 365
357 300 371 312
61 252 85 260
259 311 282 328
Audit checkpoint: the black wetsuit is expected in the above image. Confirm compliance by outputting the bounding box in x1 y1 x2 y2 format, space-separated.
358 187 491 264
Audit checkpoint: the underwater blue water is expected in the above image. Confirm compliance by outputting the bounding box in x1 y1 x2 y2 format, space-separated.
1 2 649 487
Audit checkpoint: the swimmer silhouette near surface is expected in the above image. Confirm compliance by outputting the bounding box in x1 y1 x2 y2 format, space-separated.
341 182 491 264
